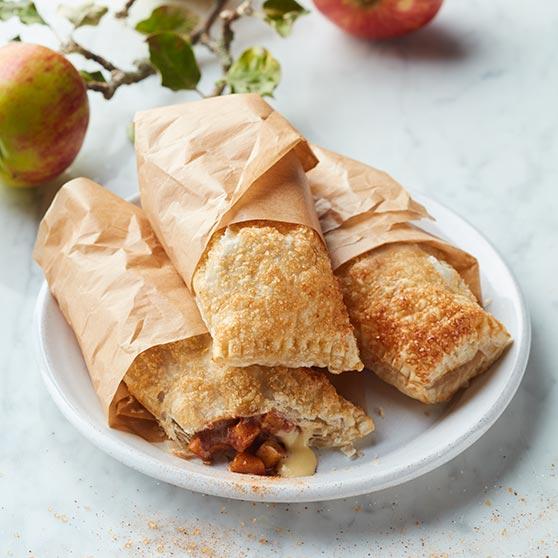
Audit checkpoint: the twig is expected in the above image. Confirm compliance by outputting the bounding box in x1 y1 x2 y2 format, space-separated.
60 0 254 99
222 1 253 57
208 0 254 96
63 38 155 99
115 0 137 19
190 0 229 44
199 34 230 66
86 62 156 100
211 80 227 97
62 39 118 72
195 87 207 98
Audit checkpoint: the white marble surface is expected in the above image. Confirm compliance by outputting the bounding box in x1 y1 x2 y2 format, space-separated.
1 1 557 556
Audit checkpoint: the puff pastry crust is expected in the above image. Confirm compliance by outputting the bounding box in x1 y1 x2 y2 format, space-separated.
193 221 363 373
124 333 373 452
338 244 511 404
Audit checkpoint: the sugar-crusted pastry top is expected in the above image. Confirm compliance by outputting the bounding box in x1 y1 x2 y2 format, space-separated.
124 334 373 451
193 221 363 373
338 244 511 402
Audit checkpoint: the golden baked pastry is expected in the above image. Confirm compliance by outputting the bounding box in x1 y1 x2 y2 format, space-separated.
33 177 373 478
135 97 361 374
193 221 363 373
338 243 512 403
125 334 374 476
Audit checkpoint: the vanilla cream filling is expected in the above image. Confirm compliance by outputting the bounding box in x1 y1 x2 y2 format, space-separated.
277 429 317 478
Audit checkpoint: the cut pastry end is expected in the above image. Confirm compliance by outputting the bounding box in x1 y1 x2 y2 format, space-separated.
182 409 373 477
339 243 512 404
193 221 363 373
185 411 317 477
123 337 373 478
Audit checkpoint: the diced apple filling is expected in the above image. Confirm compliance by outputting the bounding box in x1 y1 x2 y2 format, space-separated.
187 411 296 476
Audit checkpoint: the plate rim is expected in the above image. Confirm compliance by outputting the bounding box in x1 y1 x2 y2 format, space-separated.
33 191 531 502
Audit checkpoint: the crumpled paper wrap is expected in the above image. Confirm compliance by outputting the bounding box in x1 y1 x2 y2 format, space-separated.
33 178 208 439
134 93 321 289
307 146 482 302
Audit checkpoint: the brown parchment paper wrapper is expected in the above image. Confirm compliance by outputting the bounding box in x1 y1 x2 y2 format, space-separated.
134 93 320 289
32 178 208 440
308 146 482 302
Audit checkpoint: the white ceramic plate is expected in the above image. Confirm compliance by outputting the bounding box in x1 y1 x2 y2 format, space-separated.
34 192 530 503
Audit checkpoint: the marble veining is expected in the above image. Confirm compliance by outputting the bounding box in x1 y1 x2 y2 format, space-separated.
1 0 557 556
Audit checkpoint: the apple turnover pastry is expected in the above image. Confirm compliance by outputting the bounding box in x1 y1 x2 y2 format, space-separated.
135 95 362 373
34 178 373 477
125 335 373 476
193 221 363 373
308 147 511 403
338 241 511 403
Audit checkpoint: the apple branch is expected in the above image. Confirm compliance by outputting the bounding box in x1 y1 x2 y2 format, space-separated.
115 0 138 19
60 0 245 100
62 39 118 72
35 0 287 100
190 0 230 44
86 62 156 100
62 39 155 99
198 0 254 96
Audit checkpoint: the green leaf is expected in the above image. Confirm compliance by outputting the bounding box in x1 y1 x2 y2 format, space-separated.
262 0 308 38
79 69 106 83
147 31 200 91
0 1 45 25
226 47 281 97
15 0 42 23
58 1 107 28
10 34 21 41
136 4 199 36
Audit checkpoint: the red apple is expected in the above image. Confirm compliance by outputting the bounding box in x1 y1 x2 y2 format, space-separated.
0 42 89 188
313 0 443 40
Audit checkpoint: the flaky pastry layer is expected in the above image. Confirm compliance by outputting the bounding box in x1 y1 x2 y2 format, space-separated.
192 222 363 373
123 334 373 452
338 244 511 404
